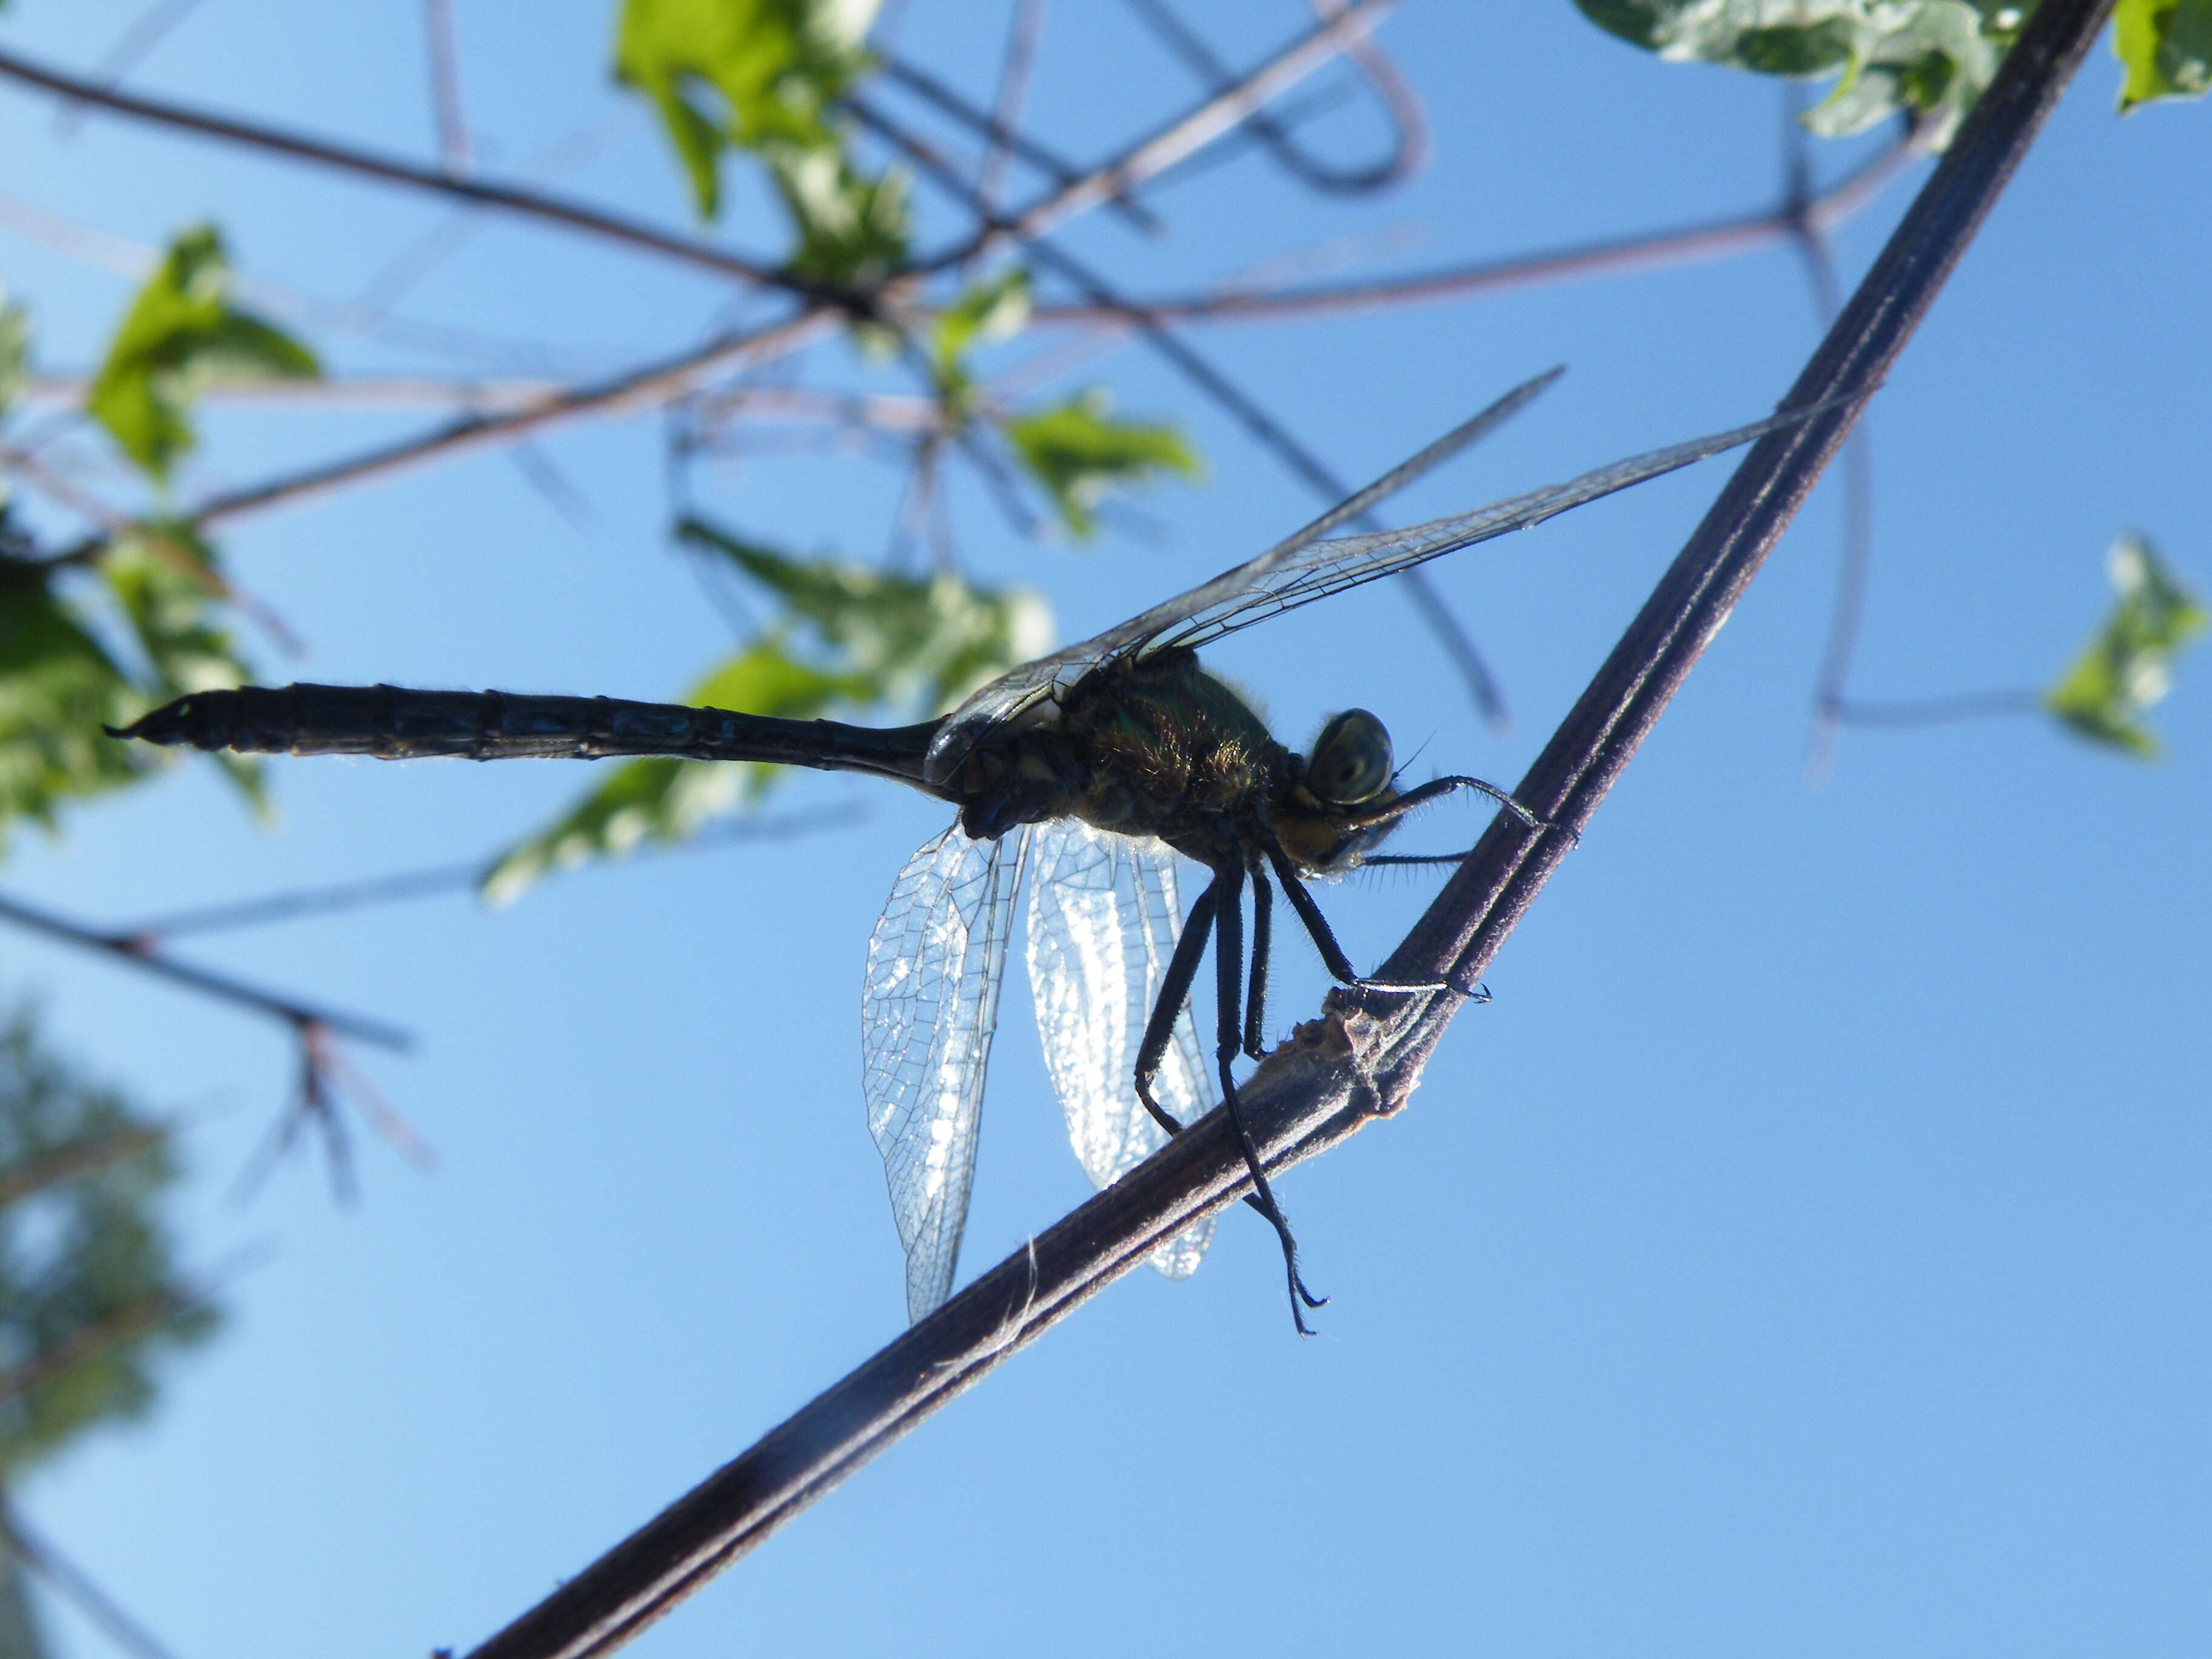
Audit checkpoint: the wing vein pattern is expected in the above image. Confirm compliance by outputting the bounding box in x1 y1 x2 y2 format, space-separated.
862 823 1030 1323
1025 820 1217 1279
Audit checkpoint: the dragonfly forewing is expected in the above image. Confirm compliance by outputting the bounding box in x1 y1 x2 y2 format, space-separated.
862 823 1030 1323
1024 820 1217 1280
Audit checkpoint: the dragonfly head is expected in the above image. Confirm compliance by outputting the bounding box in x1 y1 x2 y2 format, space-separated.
1275 709 1403 874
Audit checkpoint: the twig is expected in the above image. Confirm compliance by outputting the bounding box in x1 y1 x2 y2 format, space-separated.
0 891 409 1048
1120 0 1426 194
0 1285 186 1406
976 0 1046 219
423 0 471 175
1025 129 1920 326
0 1506 186 1659
1828 691 2042 727
0 43 838 303
0 1122 167 1207
454 7 2111 1654
51 0 207 141
115 805 865 943
854 92 1512 724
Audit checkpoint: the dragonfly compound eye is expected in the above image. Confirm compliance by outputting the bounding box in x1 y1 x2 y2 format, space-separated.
1306 708 1393 805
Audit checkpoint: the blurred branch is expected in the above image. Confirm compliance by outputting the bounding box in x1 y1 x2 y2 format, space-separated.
0 1121 167 1207
1026 128 1920 326
1827 691 2041 727
423 0 472 175
455 5 2113 1653
115 805 865 943
852 92 1511 723
51 0 207 141
0 1506 185 1659
0 891 409 1049
0 42 824 301
1120 0 1427 194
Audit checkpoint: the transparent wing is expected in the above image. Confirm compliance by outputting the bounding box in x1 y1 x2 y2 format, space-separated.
1024 820 1217 1279
862 822 1030 1323
925 395 1806 785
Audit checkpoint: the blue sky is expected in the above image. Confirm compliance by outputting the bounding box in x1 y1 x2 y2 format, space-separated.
1 4 2207 1656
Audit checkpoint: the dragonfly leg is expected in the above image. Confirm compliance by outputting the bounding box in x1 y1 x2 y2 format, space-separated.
1265 842 1484 1001
1133 882 1216 1138
1344 774 1573 845
1243 863 1272 1061
1213 863 1327 1331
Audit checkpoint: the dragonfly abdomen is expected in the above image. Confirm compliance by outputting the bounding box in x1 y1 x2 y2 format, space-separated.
112 683 951 791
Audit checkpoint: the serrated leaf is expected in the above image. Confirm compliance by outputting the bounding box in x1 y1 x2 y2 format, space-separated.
85 224 320 485
615 0 880 219
2115 0 2212 109
2044 533 2207 756
1571 0 2028 146
1002 390 1202 540
480 642 862 904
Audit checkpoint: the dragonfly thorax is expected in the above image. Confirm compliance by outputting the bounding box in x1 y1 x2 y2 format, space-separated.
949 648 1400 877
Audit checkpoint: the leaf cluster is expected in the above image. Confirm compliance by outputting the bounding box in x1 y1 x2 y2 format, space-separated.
2114 0 2212 108
615 0 910 284
481 516 1048 902
87 224 319 486
1574 0 2037 144
0 1002 213 1475
2045 534 2207 755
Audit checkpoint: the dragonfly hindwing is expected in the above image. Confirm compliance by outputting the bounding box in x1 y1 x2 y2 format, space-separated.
862 823 1030 1323
1024 819 1216 1279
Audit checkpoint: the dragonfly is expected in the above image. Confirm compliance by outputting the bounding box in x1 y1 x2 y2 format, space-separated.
114 368 1808 1332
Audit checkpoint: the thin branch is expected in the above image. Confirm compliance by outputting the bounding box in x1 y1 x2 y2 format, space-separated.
0 43 836 303
923 0 1396 268
52 0 207 140
1025 129 1921 327
115 806 865 943
976 0 1047 219
0 1506 186 1659
854 92 1511 723
1829 690 2042 727
454 7 2111 1654
1120 0 1427 195
0 1285 187 1407
0 891 409 1049
0 1122 167 1208
423 0 472 175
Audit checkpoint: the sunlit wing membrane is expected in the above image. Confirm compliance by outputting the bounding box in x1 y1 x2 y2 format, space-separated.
1024 820 1217 1279
862 823 1030 1323
923 368 1566 785
923 395 1808 785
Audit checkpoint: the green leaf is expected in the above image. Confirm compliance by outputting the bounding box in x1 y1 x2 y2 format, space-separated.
1002 390 1202 540
677 517 1051 711
1570 0 2031 146
479 642 862 904
0 289 26 416
488 522 1050 901
85 224 320 485
0 560 146 843
2115 0 2212 108
933 266 1032 379
614 0 880 219
765 141 911 286
2044 533 2207 756
0 1001 215 1474
101 523 265 814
